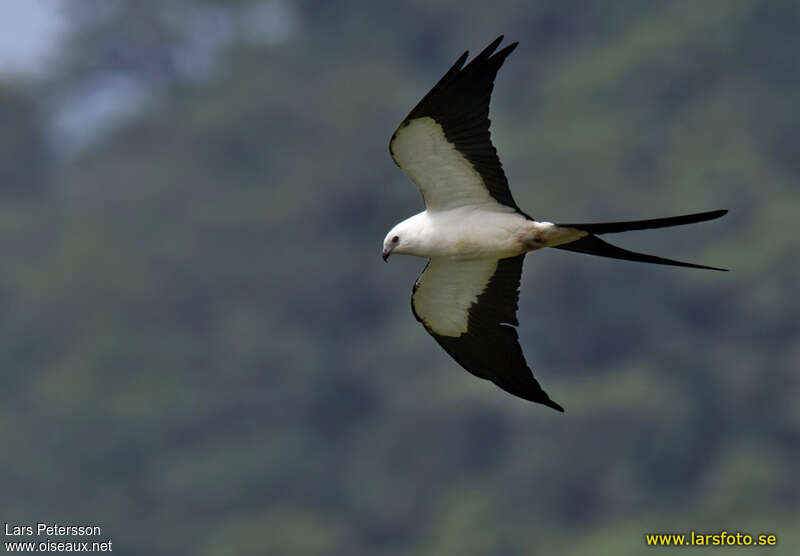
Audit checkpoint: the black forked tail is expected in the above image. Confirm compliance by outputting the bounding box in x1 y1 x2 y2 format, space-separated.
554 210 728 271
557 209 727 234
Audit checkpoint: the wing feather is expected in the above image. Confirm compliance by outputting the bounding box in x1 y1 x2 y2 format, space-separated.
390 37 522 213
411 256 563 411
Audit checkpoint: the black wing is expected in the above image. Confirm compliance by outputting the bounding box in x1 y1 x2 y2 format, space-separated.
390 36 523 213
411 255 563 411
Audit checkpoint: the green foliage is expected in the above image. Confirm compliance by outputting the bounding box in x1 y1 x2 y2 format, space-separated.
1 1 798 554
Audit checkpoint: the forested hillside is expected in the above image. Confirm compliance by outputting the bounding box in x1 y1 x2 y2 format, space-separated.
1 1 798 554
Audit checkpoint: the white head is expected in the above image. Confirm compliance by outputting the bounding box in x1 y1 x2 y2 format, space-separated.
381 214 427 261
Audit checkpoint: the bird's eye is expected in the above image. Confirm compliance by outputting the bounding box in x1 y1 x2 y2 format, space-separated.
392 236 399 243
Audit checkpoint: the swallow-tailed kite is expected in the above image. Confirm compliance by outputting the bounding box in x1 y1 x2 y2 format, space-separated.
382 36 727 411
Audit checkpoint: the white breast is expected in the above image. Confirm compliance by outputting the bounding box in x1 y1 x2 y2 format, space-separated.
425 208 531 260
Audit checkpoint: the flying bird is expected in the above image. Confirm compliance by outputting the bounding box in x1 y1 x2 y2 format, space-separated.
382 36 727 411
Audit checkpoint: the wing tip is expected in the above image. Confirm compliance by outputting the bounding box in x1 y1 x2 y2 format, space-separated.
454 50 469 70
500 40 519 56
545 398 565 412
480 35 519 61
486 35 505 53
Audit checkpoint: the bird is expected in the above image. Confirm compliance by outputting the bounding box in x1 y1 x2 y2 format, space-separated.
382 36 727 412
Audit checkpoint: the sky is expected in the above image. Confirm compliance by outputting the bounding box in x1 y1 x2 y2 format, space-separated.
0 0 296 156
0 1 65 77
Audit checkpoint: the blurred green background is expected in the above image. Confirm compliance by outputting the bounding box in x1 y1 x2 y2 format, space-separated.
1 1 797 554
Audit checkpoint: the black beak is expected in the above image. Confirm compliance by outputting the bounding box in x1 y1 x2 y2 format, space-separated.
382 247 391 262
